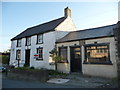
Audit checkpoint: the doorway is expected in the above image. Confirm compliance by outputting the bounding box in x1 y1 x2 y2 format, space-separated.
25 49 30 66
70 47 82 72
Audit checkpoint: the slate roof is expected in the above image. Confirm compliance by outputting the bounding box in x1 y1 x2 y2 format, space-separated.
11 17 66 40
56 24 116 43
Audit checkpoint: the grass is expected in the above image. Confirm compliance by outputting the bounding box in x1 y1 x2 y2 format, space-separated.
12 67 68 76
14 67 42 72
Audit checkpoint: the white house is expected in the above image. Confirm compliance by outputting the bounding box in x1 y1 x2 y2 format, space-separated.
10 7 77 69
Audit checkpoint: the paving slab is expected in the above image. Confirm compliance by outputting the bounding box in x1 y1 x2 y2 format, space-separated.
47 78 69 84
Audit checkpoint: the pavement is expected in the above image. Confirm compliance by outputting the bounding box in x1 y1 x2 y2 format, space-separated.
1 72 119 88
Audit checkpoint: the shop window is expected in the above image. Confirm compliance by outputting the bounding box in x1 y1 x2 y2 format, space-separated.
84 43 112 64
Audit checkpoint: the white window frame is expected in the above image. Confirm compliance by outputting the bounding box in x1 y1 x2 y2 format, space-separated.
36 48 43 60
17 39 21 47
37 34 43 44
26 37 31 46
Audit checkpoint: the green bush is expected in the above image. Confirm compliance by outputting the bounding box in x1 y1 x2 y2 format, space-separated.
30 66 35 69
1 55 10 65
24 64 29 67
15 67 42 72
48 70 68 76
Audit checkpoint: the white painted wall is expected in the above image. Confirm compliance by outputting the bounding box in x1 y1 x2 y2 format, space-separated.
10 40 17 65
55 17 76 31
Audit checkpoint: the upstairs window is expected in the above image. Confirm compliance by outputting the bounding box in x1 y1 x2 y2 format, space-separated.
17 39 21 47
37 34 43 44
84 43 112 64
26 37 31 46
16 50 21 60
36 48 43 60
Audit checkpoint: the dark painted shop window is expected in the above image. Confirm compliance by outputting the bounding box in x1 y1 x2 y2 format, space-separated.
84 43 112 64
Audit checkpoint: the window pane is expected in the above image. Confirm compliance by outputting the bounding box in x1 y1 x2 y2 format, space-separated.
16 50 21 60
36 48 43 60
17 39 21 47
37 34 43 43
26 37 31 45
84 44 111 64
59 47 67 60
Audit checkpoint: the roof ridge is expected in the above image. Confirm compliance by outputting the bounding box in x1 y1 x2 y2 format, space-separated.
27 17 66 30
72 23 116 33
11 16 66 40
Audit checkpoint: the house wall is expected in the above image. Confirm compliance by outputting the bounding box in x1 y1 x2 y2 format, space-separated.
56 37 118 78
29 31 56 69
83 37 117 78
55 17 76 31
10 40 17 66
10 31 56 69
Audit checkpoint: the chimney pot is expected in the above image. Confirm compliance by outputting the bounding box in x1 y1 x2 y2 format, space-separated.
64 7 71 17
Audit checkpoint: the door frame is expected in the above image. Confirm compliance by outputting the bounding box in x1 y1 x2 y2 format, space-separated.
70 46 82 73
25 49 31 67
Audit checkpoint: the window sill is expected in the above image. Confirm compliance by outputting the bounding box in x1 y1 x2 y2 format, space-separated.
36 42 43 44
58 60 68 63
83 62 113 65
16 46 21 47
26 44 31 46
36 58 43 61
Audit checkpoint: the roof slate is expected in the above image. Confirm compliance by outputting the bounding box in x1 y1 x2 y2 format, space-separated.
11 17 66 40
56 24 116 43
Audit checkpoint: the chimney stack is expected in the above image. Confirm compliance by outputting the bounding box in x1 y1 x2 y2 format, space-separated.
64 7 71 17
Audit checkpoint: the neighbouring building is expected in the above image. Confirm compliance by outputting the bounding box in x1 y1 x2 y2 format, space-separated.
10 7 119 78
56 24 118 78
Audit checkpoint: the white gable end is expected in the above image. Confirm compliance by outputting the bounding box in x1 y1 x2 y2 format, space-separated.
55 16 77 31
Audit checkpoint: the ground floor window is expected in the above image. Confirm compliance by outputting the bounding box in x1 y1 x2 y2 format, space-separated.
16 50 21 60
84 43 112 64
36 48 43 60
59 47 68 63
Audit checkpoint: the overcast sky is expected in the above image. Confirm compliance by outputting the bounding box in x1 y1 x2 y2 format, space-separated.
1 1 118 52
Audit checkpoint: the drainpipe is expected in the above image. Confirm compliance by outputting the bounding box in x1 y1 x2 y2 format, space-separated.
18 59 20 67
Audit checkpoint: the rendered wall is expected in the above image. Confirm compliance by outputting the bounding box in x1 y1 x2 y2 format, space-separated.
82 37 117 78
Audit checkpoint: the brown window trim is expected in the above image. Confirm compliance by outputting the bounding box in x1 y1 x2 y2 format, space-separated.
58 46 68 63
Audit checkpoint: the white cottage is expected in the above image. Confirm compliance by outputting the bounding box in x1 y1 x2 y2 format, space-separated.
10 7 76 69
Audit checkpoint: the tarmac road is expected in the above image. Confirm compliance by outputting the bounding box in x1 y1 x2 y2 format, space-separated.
1 72 118 88
2 77 81 88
